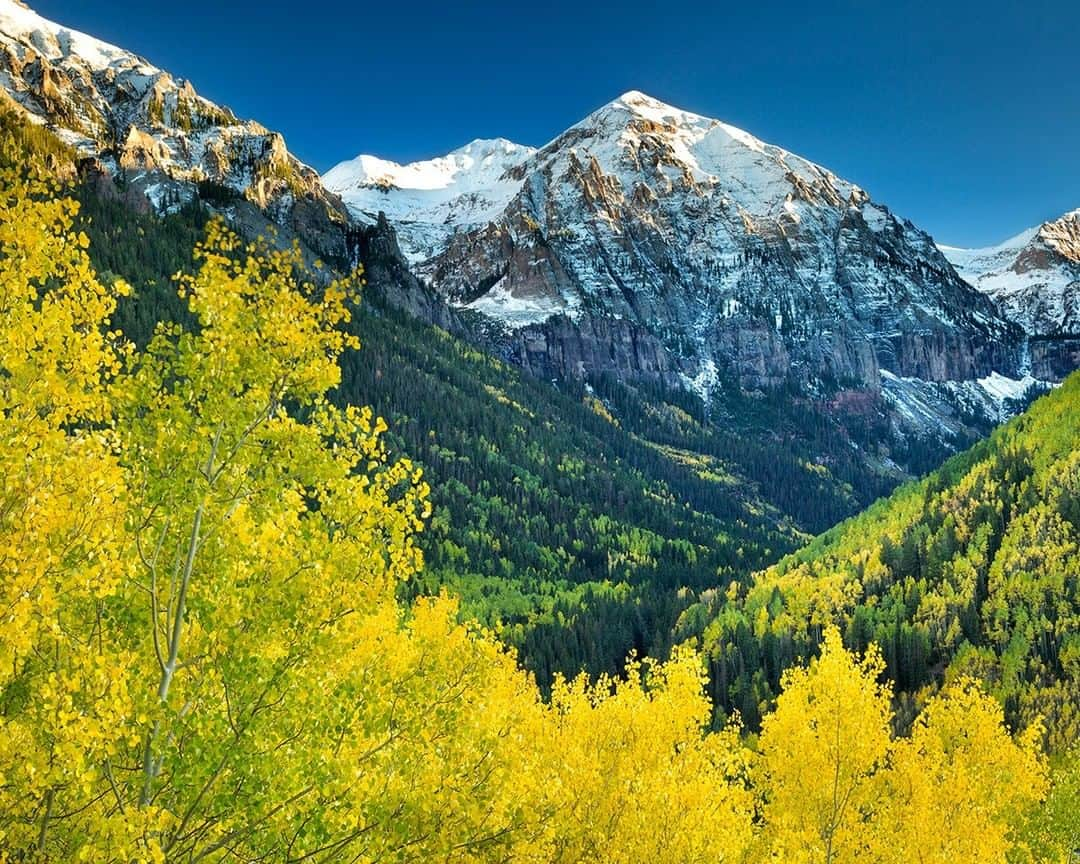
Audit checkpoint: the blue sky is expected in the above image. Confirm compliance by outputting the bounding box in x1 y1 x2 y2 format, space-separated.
30 0 1080 247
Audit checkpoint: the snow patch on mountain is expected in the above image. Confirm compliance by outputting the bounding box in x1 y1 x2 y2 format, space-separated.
681 357 720 403
463 271 580 325
973 370 1039 404
882 368 1044 434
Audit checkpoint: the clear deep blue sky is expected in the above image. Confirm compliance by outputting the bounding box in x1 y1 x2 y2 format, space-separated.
30 0 1080 247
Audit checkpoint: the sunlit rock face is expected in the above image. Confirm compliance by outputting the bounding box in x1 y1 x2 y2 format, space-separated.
0 0 351 261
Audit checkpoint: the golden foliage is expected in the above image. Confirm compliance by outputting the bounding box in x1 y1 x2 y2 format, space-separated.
875 679 1047 863
759 628 892 863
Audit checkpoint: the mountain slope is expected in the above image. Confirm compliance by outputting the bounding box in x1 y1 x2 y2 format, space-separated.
688 373 1080 747
941 209 1080 337
0 0 351 262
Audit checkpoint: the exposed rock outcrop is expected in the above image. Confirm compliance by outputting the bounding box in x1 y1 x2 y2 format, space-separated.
1031 337 1080 381
0 0 350 262
510 315 686 388
353 213 461 333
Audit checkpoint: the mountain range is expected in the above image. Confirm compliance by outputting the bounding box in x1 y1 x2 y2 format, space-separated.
325 91 1078 407
2 0 1074 418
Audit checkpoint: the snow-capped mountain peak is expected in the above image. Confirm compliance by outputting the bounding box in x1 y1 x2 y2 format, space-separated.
583 89 773 160
343 88 1025 402
941 209 1080 335
324 89 875 269
0 0 350 260
324 137 531 193
323 136 536 263
535 88 867 226
0 0 152 74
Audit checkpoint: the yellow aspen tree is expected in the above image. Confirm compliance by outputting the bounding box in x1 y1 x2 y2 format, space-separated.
327 595 555 863
109 223 439 859
0 170 167 861
109 221 550 863
542 646 756 864
758 627 891 864
875 678 1047 864
1 201 547 861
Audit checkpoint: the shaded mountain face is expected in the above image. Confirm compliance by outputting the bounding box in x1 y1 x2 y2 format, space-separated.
942 210 1080 337
328 92 1042 444
0 0 351 262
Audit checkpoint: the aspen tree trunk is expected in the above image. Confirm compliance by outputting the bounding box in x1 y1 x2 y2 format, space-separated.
140 429 219 807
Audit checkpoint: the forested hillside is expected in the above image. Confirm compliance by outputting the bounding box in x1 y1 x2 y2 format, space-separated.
690 373 1080 747
340 301 907 688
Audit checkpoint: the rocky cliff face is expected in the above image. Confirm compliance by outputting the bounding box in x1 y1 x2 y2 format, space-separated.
509 315 688 389
0 0 351 262
352 214 461 332
1030 337 1080 381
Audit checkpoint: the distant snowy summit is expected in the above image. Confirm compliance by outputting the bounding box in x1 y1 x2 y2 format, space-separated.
327 90 1017 395
324 90 876 270
323 138 536 263
941 210 1080 336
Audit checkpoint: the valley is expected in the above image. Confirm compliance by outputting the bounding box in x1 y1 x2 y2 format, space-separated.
0 0 1075 694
